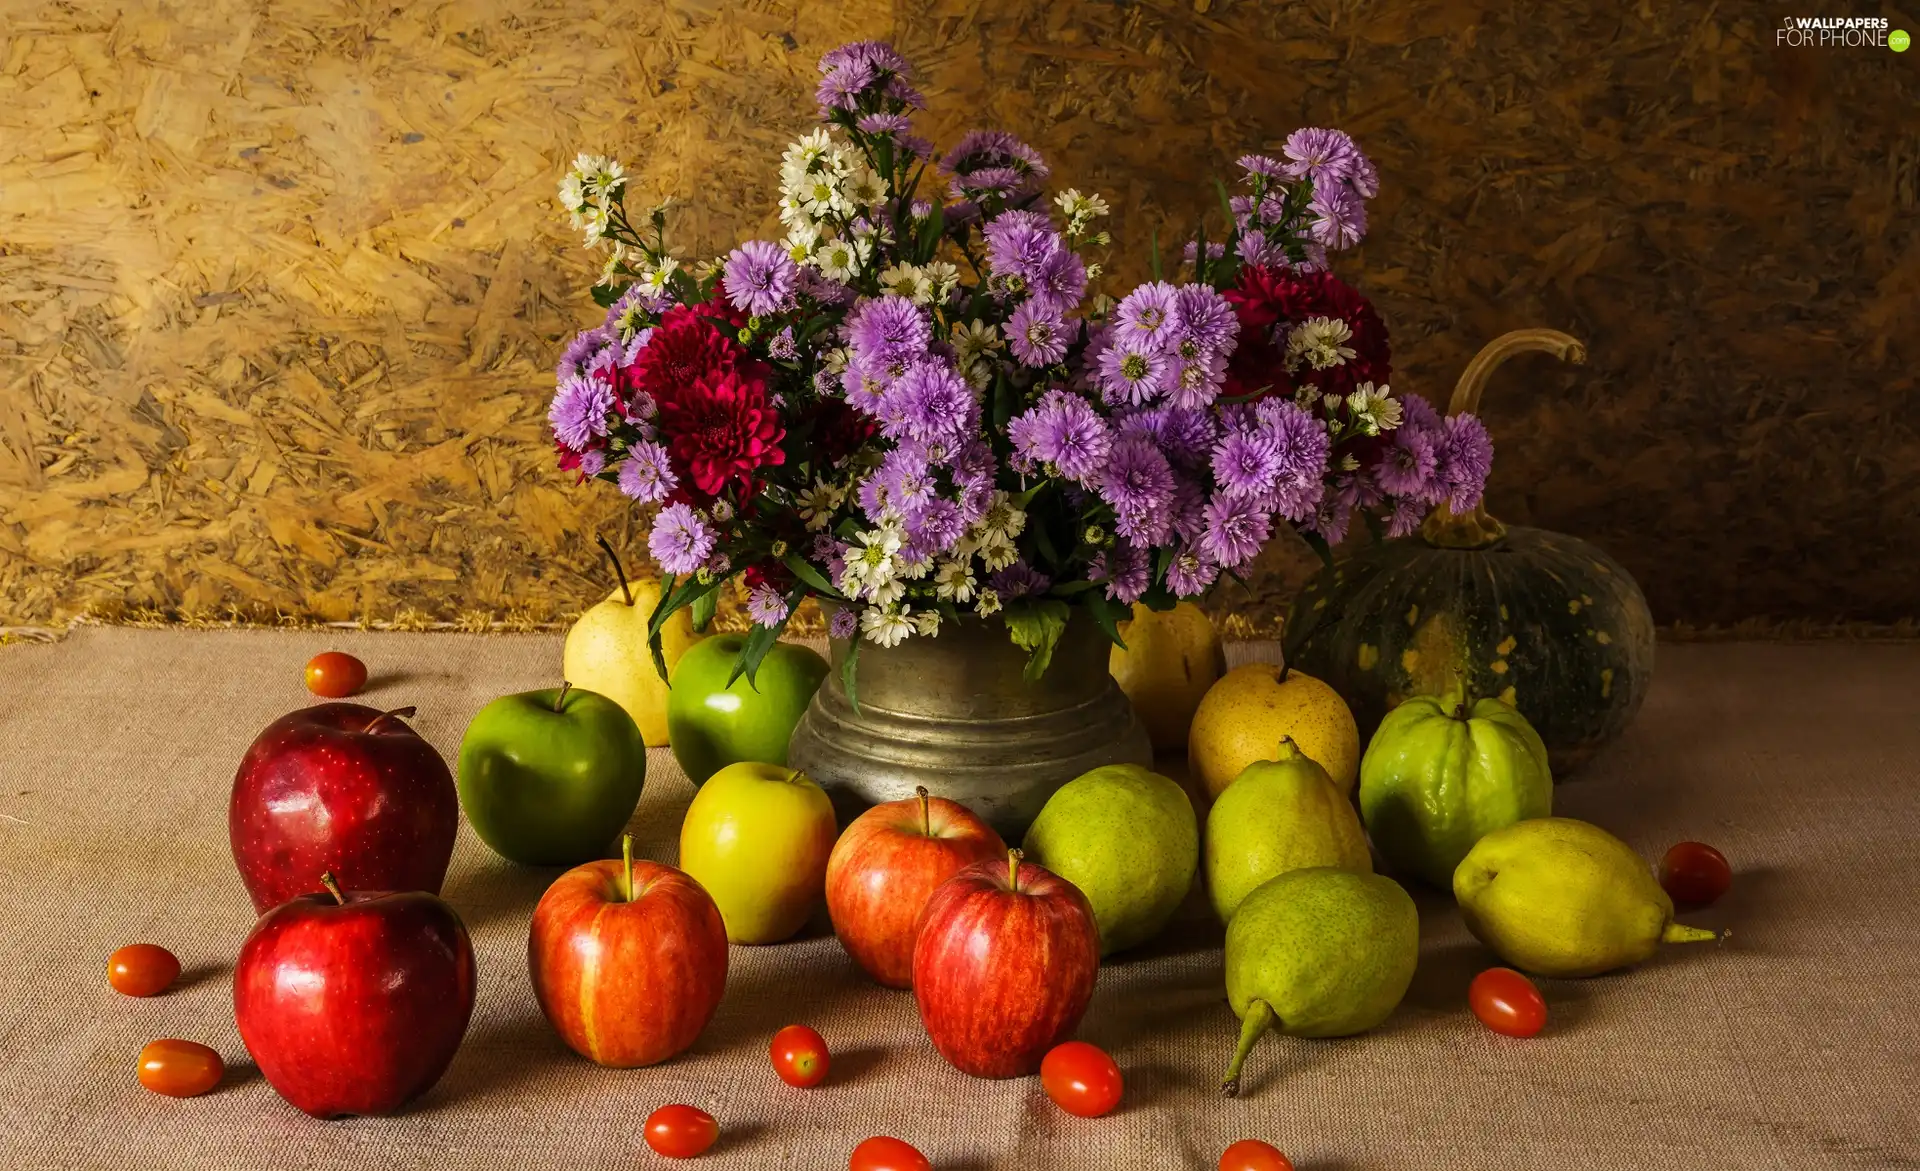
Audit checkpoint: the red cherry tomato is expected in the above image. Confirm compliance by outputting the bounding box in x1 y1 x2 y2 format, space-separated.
644 1104 718 1159
304 651 368 698
849 1135 931 1171
770 1023 830 1088
1219 1139 1295 1171
109 944 181 997
1661 841 1732 906
1469 967 1547 1038
1039 1040 1123 1118
137 1039 224 1097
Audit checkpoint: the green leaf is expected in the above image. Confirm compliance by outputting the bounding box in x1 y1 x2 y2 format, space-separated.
841 636 862 713
590 282 626 308
1083 589 1128 651
1149 225 1162 282
1215 176 1237 227
916 200 946 263
1050 578 1101 597
1193 218 1209 283
649 574 721 641
783 554 842 598
648 628 670 684
1033 521 1061 569
690 589 718 633
724 585 806 689
1300 529 1337 572
1005 599 1071 683
989 368 1016 433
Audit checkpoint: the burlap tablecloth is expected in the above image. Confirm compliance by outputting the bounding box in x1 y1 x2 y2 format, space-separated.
1 628 1916 1170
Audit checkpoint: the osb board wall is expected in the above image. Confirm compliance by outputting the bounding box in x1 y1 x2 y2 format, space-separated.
2 0 1917 633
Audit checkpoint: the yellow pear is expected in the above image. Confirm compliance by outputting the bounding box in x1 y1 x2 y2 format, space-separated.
1109 601 1225 751
562 541 703 747
1190 663 1360 800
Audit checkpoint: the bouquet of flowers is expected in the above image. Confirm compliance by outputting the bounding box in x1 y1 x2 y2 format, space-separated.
548 41 1492 693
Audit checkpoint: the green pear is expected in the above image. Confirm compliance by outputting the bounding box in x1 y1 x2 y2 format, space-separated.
1021 763 1198 956
1205 738 1371 924
1454 817 1720 978
1221 867 1418 1097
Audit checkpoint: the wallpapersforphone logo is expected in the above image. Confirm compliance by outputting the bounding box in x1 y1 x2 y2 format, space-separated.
1776 15 1906 49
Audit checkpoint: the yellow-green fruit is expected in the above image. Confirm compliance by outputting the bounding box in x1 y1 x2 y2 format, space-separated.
1206 738 1371 923
1108 602 1225 752
1190 664 1360 800
1023 764 1199 955
563 580 703 747
1454 817 1720 978
679 761 836 944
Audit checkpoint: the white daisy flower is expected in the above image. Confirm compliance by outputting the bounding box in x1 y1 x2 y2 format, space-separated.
974 588 1003 618
861 605 915 648
977 535 1018 572
637 256 678 297
913 610 942 636
934 558 976 602
814 238 861 281
844 165 888 208
877 264 932 303
922 260 961 303
1287 316 1358 371
795 481 844 530
558 174 586 212
952 320 1002 367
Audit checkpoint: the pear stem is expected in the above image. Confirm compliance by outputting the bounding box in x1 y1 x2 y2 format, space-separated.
1007 848 1023 893
597 535 633 607
319 871 346 906
554 681 572 713
916 786 931 837
1222 999 1276 1098
1663 923 1721 945
622 833 635 903
362 706 417 734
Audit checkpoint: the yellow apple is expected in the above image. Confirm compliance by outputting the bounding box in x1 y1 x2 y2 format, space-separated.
678 761 837 945
1108 601 1224 752
1189 663 1360 800
563 571 702 748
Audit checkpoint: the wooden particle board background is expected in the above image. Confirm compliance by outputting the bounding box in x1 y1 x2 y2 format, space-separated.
1 0 1917 633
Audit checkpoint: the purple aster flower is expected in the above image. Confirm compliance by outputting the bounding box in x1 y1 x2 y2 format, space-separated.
1400 391 1445 435
1169 473 1209 541
1200 493 1273 570
557 327 613 381
958 166 1023 197
1212 428 1285 500
897 133 935 160
1309 181 1367 250
847 295 933 366
941 130 1050 185
577 449 606 477
1172 285 1239 357
767 325 798 360
885 75 927 109
982 210 1061 281
648 503 715 577
549 374 615 451
747 583 791 628
816 65 870 112
797 266 856 306
1099 435 1176 544
857 112 915 135
1120 406 1220 469
1008 390 1112 482
820 40 912 76
723 240 799 317
1091 541 1150 604
1166 352 1228 409
910 496 967 552
1374 425 1439 499
1303 491 1353 545
841 355 892 416
1238 153 1287 179
1348 149 1380 198
1237 233 1285 268
1440 413 1494 512
989 561 1052 600
603 287 668 338
877 445 937 516
1385 495 1426 538
617 441 676 503
829 606 859 639
878 359 974 446
1281 128 1360 183
1115 281 1180 348
1007 299 1070 367
1096 339 1169 406
1025 249 1087 313
1165 545 1220 597
1182 240 1228 265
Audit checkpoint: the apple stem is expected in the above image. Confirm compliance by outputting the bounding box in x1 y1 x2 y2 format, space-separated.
916 785 931 837
363 706 418 734
1007 847 1023 893
319 871 347 906
597 535 634 608
1221 999 1276 1098
555 681 572 712
622 833 635 903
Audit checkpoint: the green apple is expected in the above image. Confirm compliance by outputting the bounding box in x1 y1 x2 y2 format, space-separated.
564 575 703 749
457 685 647 866
667 635 828 786
1021 763 1199 955
679 761 837 944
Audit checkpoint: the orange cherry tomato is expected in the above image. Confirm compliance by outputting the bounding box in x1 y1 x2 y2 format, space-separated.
645 1104 719 1159
108 944 181 997
303 651 368 698
849 1136 931 1171
1039 1040 1123 1118
1661 841 1732 906
1220 1139 1294 1171
137 1039 223 1098
770 1023 830 1088
1469 967 1547 1038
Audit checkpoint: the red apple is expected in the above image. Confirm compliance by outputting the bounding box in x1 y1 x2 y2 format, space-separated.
230 703 457 914
529 837 729 1067
827 786 1006 988
912 849 1100 1078
234 874 475 1118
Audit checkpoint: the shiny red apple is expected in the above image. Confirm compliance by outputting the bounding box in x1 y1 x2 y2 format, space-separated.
528 837 729 1067
912 849 1100 1078
234 874 475 1118
826 786 1007 989
230 703 457 914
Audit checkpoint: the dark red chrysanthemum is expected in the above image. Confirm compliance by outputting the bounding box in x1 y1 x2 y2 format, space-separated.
655 368 787 499
1222 266 1391 400
622 305 744 408
807 396 878 467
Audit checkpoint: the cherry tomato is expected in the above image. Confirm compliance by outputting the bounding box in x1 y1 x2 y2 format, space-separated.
108 944 181 997
1469 967 1547 1038
304 651 368 698
849 1136 931 1171
644 1104 718 1159
1039 1040 1123 1118
1661 841 1732 906
770 1023 830 1088
137 1039 223 1098
1219 1139 1294 1171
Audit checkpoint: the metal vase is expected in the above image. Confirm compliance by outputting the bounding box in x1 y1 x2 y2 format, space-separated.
787 609 1152 839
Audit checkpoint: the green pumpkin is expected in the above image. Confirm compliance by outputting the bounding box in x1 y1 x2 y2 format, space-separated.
1358 694 1553 886
1283 330 1655 776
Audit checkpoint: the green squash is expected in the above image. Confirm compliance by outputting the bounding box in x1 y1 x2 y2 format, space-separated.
1358 693 1553 887
1284 330 1654 776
